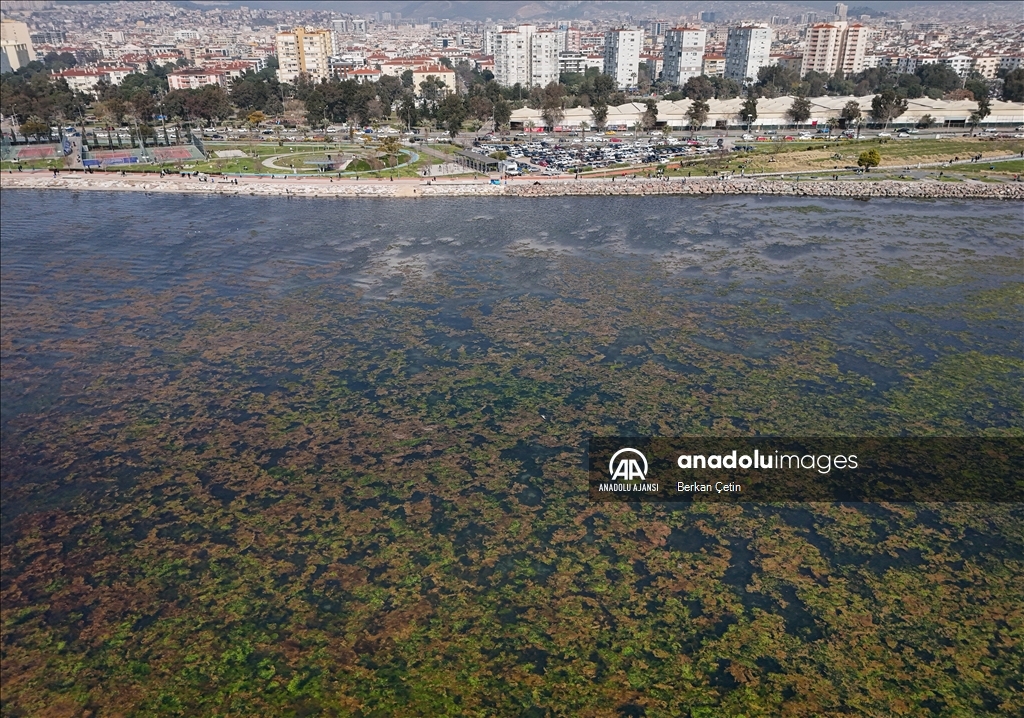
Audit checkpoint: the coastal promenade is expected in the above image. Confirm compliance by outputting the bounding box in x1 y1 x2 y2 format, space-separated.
3 171 1022 200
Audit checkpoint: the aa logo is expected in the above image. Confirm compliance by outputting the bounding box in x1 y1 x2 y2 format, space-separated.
608 448 648 482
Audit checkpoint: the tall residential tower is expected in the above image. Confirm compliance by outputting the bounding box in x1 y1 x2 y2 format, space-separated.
275 27 333 84
662 27 707 87
603 27 643 89
724 25 772 83
493 25 560 88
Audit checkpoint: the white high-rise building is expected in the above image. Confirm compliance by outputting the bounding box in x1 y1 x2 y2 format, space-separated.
482 23 504 55
493 25 559 88
0 18 34 73
531 29 560 87
662 27 707 87
724 25 771 83
494 25 533 87
801 22 869 76
275 27 333 84
604 27 643 89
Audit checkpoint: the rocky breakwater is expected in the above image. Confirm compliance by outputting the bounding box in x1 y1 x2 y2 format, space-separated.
503 177 1024 200
0 173 405 198
3 172 1022 201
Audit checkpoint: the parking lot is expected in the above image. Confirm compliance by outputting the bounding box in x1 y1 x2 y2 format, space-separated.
472 135 725 174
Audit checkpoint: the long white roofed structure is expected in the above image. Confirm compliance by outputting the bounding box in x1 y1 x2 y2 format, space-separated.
509 96 1024 131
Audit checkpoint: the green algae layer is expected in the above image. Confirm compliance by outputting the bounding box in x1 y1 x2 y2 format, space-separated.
1 192 1022 717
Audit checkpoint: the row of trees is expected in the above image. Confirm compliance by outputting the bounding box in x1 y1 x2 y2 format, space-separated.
3 51 1019 144
665 64 1022 104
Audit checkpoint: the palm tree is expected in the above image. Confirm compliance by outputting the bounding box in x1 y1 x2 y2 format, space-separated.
579 120 589 142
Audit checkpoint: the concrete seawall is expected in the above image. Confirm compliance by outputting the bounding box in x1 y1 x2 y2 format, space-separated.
3 173 1022 201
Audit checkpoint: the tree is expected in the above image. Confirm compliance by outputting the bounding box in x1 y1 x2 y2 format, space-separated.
493 98 511 131
857 148 881 169
127 91 155 123
685 98 709 136
756 65 799 98
709 75 742 100
399 93 419 130
419 76 446 113
943 88 976 101
826 116 841 133
968 97 990 135
579 120 589 142
590 101 608 130
739 95 758 130
400 69 414 89
682 75 715 101
305 89 328 127
640 99 658 131
376 75 404 115
976 96 991 124
916 113 935 129
915 63 962 94
468 95 493 122
964 78 989 103
841 100 862 135
20 118 50 141
379 135 401 167
637 62 652 95
539 82 565 130
799 70 829 98
1002 68 1024 102
436 94 467 138
786 96 812 125
871 89 908 130
246 110 266 129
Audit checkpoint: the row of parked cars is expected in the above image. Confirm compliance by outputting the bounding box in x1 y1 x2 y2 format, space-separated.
474 138 723 174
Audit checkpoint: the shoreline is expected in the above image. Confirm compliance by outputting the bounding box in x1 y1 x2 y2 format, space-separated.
2 172 1022 200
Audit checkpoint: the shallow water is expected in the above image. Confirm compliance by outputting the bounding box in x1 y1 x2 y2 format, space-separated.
1 191 1022 716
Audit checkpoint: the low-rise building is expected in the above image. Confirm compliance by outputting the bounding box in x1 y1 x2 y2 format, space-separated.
167 67 229 90
702 53 725 77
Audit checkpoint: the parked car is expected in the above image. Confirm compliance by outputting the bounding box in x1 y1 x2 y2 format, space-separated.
741 133 754 141
878 132 892 137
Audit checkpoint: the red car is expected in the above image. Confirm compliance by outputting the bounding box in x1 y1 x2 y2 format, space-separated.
756 136 769 142
784 135 796 141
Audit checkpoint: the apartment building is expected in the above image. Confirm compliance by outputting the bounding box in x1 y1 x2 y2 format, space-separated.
275 27 332 84
800 22 868 77
725 25 771 83
662 27 706 87
604 27 643 89
1 18 34 72
493 25 559 88
531 29 560 87
702 53 726 77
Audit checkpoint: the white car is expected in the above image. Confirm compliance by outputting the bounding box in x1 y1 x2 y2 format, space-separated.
878 132 892 137
741 133 753 141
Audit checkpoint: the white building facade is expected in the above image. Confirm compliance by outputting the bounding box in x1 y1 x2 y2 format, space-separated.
662 27 707 87
493 25 560 88
604 28 643 90
725 25 771 83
